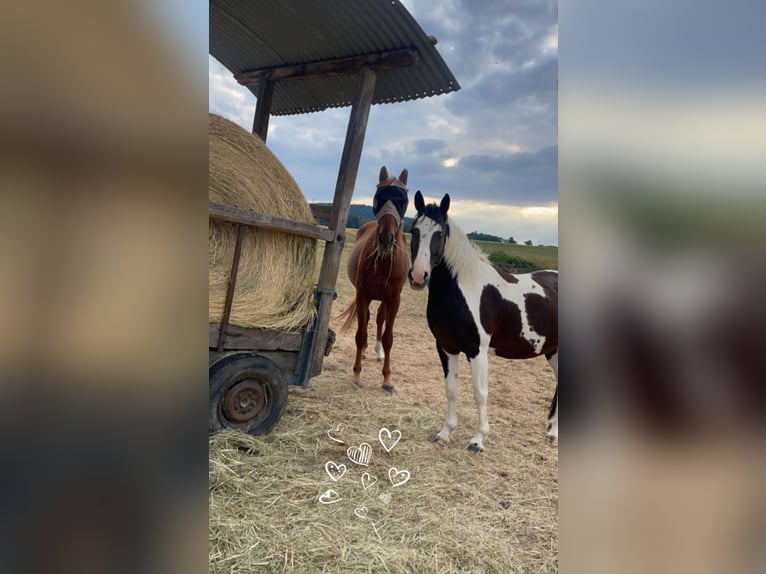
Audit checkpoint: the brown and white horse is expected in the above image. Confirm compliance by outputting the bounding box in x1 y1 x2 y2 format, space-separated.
338 167 411 392
408 192 558 451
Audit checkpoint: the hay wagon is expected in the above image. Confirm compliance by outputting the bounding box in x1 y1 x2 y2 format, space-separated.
209 0 459 435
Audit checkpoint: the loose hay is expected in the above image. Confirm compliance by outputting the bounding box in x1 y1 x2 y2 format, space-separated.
210 365 558 572
209 113 317 329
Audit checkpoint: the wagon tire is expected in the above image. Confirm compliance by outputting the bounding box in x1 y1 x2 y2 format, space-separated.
209 353 288 436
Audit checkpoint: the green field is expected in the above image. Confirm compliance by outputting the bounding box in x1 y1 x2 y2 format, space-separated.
472 240 558 270
349 230 558 271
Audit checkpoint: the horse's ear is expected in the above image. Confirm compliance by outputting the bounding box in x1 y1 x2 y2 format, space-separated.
379 166 389 184
399 169 408 186
414 190 425 214
440 194 450 216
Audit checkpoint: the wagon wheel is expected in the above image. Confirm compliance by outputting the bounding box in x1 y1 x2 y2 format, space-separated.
209 353 288 436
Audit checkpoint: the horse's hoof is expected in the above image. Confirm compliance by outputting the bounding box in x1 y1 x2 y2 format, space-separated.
467 443 484 453
381 384 396 393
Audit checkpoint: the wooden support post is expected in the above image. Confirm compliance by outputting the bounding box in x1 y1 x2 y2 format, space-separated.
309 67 378 375
252 80 274 141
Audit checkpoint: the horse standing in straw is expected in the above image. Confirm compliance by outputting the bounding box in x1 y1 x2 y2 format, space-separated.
338 167 411 392
408 192 558 452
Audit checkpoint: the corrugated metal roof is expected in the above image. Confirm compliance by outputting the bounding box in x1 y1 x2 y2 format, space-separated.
210 0 460 115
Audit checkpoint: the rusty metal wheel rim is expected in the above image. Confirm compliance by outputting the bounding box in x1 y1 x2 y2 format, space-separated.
222 379 267 423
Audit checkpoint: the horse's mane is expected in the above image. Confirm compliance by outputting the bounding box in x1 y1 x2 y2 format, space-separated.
443 217 489 287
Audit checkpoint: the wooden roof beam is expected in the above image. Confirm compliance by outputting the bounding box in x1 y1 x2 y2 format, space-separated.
234 48 419 85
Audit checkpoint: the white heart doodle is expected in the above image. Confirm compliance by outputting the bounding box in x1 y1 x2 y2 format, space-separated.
378 492 392 505
361 472 378 490
346 442 372 466
388 467 410 488
318 489 342 505
354 506 369 519
378 428 402 453
326 423 347 444
324 461 347 482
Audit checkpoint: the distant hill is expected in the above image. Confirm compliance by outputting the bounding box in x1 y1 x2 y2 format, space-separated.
314 204 555 251
314 203 415 232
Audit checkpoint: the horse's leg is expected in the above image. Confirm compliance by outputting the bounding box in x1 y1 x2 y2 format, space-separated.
434 345 459 444
352 296 370 386
467 347 490 452
379 296 400 392
546 350 559 442
361 306 370 360
374 302 387 361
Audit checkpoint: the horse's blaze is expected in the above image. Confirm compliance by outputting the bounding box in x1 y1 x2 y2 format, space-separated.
410 256 429 285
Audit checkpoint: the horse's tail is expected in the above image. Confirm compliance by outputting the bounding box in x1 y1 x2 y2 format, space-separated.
548 384 558 419
337 298 358 334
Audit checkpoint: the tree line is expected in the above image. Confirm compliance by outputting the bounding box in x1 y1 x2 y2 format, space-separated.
466 231 533 246
321 204 536 245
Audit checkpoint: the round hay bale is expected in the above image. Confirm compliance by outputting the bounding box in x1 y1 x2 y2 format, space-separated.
209 113 317 330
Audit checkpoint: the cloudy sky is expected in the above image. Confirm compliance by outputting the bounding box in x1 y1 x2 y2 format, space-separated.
209 0 558 245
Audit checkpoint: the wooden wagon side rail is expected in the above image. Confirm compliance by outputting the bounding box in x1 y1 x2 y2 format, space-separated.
209 200 333 353
209 324 304 351
209 201 335 241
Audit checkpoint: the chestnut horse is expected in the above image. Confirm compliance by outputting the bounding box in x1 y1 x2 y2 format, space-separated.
338 167 411 392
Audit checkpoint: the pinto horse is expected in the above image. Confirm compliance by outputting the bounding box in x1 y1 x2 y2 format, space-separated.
338 167 411 392
408 191 558 451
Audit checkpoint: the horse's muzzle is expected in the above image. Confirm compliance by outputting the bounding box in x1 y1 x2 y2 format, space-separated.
378 233 394 253
408 269 428 290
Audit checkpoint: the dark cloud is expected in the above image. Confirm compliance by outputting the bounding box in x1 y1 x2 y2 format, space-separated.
411 145 558 206
413 139 448 155
458 55 557 109
411 0 557 85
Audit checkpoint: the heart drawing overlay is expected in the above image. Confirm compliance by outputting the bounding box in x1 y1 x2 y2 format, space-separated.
388 467 410 488
324 461 347 482
361 472 378 490
318 489 342 504
354 506 369 519
378 492 392 505
346 442 372 466
378 428 402 453
326 423 347 445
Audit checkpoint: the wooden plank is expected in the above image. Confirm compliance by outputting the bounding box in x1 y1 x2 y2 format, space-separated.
235 49 419 85
216 225 246 351
309 203 333 222
209 201 334 241
310 67 378 376
252 80 274 141
255 351 298 374
209 323 304 352
208 350 298 376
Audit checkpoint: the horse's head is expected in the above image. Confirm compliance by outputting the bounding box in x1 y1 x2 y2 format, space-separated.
373 166 409 254
408 191 450 289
